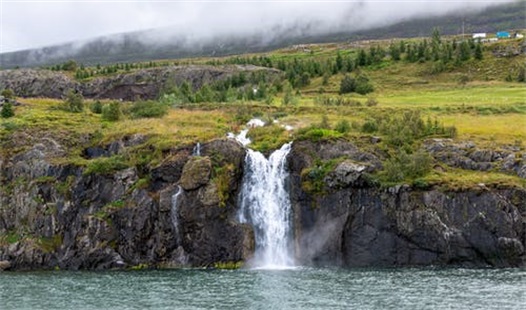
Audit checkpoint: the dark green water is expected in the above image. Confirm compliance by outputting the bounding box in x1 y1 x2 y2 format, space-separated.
1 267 524 309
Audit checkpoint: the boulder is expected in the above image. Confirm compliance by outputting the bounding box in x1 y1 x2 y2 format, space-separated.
180 157 212 191
324 160 366 189
0 260 11 271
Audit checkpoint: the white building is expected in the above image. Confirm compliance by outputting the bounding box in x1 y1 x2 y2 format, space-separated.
472 33 487 39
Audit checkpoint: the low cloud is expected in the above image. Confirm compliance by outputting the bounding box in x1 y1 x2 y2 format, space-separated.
2 0 514 53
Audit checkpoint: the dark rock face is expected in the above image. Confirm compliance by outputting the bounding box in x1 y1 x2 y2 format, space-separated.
289 141 526 268
0 137 524 270
0 137 251 270
0 65 282 101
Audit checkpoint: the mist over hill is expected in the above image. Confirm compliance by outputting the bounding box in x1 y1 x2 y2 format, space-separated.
1 0 523 69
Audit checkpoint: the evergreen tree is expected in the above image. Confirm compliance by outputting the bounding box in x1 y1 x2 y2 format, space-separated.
474 43 483 60
357 49 368 67
389 43 401 61
335 51 343 72
345 57 354 72
431 28 442 61
458 41 471 62
399 40 406 53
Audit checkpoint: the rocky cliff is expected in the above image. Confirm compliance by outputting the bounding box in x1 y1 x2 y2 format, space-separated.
288 140 525 267
0 137 524 270
0 137 253 270
0 65 282 101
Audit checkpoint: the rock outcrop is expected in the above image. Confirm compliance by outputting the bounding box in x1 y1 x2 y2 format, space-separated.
0 65 282 101
0 137 251 270
288 141 526 268
0 137 524 270
424 139 526 178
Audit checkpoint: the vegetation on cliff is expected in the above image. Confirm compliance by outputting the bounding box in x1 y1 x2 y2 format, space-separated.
0 30 525 192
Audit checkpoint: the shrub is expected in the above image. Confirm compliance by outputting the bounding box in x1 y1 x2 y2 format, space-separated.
366 97 378 107
247 125 288 153
319 115 331 129
61 60 78 71
90 100 103 114
213 163 235 207
301 159 340 195
340 74 373 95
361 119 378 133
1 102 15 118
1 121 18 131
1 88 15 100
64 89 84 113
101 101 122 121
339 75 356 94
296 128 342 142
355 74 374 95
383 149 432 182
517 65 525 83
129 100 168 119
334 119 351 133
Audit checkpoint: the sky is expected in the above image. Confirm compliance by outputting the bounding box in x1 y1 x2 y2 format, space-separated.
0 0 516 53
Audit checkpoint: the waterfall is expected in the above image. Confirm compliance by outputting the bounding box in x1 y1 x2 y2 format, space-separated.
192 142 201 156
171 185 183 245
238 142 295 269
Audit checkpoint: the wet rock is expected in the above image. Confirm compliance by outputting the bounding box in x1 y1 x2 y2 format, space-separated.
0 260 11 271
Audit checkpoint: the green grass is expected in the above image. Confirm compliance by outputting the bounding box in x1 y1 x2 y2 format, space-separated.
1 36 525 190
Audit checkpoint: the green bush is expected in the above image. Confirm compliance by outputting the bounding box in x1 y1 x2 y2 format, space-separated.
296 128 342 142
335 119 351 133
247 125 288 153
361 119 378 133
1 102 15 118
64 89 84 113
339 75 356 94
90 100 103 114
301 159 340 195
366 97 378 107
355 74 374 95
383 149 432 182
101 101 122 121
61 60 78 71
339 74 374 95
129 100 168 119
1 88 15 100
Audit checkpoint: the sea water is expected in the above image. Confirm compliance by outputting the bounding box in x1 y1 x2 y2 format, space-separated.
1 267 524 309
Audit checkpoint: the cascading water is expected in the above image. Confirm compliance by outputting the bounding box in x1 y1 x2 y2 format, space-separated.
171 185 183 245
192 142 201 156
238 142 295 268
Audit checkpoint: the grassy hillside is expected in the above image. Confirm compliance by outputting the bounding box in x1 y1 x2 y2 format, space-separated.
1 32 525 190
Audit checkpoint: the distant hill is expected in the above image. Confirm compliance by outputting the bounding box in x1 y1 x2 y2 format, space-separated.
1 0 524 69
